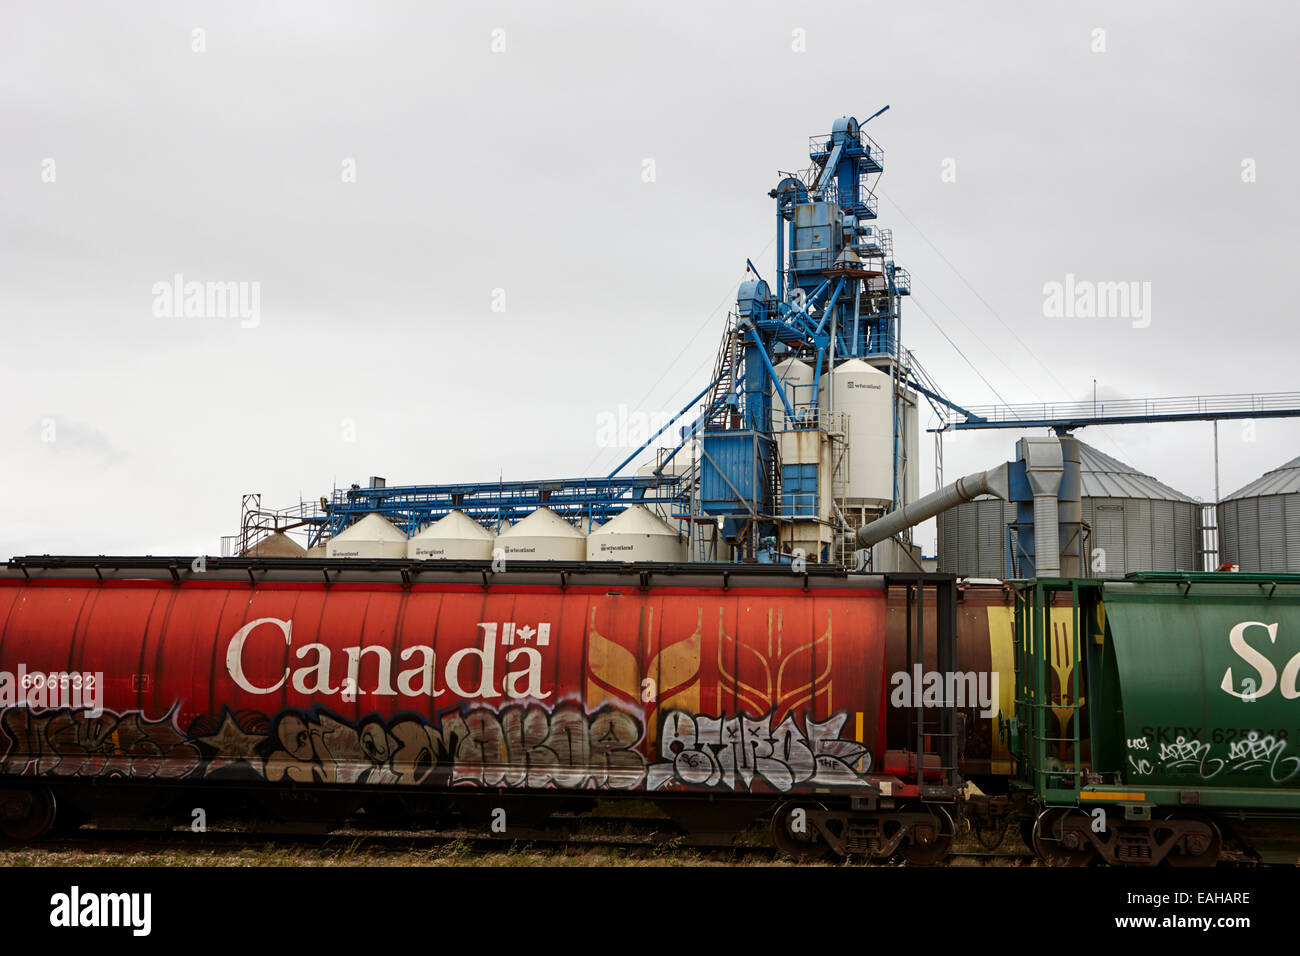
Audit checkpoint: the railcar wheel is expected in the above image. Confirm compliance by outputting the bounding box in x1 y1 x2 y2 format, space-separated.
1160 812 1221 867
0 787 56 841
1031 809 1096 867
898 807 955 865
771 802 832 861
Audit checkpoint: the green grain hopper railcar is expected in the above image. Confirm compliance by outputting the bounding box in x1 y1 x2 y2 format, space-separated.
1009 572 1300 866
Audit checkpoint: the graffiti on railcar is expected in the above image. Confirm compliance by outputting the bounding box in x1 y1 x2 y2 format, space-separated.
0 701 648 789
585 606 702 751
647 709 871 793
244 703 646 789
1 699 873 793
0 705 201 779
1124 729 1300 784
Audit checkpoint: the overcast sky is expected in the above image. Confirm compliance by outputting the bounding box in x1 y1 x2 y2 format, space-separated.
3 0 1298 557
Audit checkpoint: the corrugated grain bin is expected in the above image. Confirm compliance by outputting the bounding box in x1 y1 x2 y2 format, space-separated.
1218 455 1300 572
241 532 309 558
407 510 493 560
494 507 585 561
326 513 408 559
938 440 1198 577
586 505 688 562
937 496 1017 578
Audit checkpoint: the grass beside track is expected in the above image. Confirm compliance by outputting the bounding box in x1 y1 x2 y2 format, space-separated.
0 821 1035 867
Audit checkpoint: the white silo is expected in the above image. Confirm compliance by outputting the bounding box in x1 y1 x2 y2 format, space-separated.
327 513 408 558
408 510 493 560
818 359 896 510
772 357 815 431
902 387 920 506
495 507 586 560
587 505 688 562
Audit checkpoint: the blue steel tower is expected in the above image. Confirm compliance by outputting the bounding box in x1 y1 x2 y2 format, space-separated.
698 111 913 563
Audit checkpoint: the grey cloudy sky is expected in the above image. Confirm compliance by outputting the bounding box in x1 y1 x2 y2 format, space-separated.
3 0 1298 556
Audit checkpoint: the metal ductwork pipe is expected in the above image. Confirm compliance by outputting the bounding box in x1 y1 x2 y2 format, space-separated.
1057 436 1082 577
856 463 1011 549
1019 437 1065 577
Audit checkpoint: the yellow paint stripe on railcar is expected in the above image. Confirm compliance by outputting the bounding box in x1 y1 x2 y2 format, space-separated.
986 606 1016 775
1080 791 1146 801
855 711 864 770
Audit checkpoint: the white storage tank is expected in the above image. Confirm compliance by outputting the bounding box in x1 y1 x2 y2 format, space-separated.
903 387 920 506
772 357 815 431
1218 455 1300 572
494 507 585 561
241 531 309 558
407 510 493 560
586 505 688 562
327 513 408 559
818 359 896 509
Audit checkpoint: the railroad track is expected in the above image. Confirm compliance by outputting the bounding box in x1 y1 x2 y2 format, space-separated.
16 818 1039 864
26 822 779 860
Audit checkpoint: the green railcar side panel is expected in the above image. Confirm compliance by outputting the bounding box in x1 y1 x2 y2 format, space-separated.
1102 577 1300 791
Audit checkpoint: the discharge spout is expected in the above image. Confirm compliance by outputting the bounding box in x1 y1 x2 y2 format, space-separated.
856 463 1011 549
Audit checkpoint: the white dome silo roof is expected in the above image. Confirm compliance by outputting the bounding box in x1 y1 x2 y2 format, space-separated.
327 513 408 558
586 505 687 562
494 507 586 561
408 510 493 560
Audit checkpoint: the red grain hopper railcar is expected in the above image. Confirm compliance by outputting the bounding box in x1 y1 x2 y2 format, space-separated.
0 558 960 859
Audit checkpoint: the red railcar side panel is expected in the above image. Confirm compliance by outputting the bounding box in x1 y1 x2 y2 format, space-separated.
0 579 887 797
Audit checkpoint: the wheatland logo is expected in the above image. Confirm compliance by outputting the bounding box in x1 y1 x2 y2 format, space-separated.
225 618 552 700
1042 273 1151 328
0 666 103 717
49 886 151 936
151 273 261 328
890 666 999 719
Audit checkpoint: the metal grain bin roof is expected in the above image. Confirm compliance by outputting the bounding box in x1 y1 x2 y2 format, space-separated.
1077 441 1196 502
1223 455 1300 500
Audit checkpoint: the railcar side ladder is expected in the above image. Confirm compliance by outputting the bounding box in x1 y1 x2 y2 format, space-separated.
1014 580 1086 804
